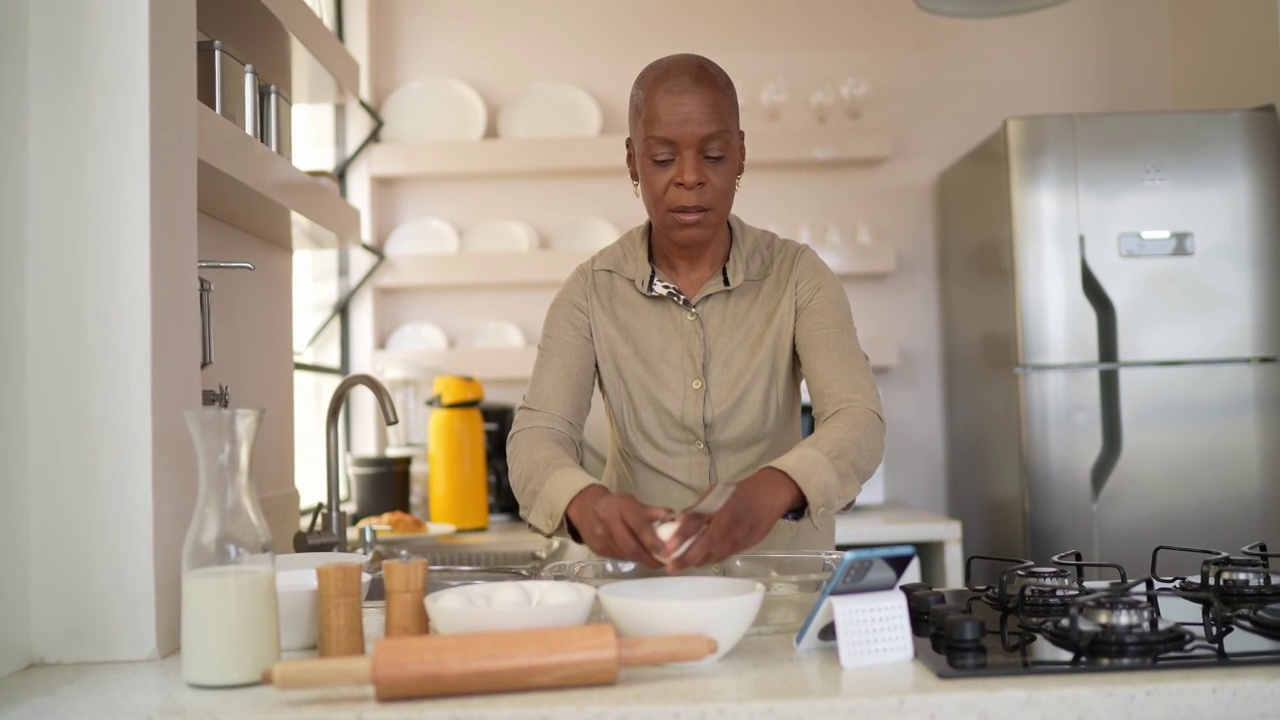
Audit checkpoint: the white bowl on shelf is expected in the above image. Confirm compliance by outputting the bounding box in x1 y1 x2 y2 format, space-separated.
457 320 525 349
385 322 449 352
552 217 619 252
425 580 596 635
384 217 460 256
461 220 539 253
596 576 764 662
275 553 371 651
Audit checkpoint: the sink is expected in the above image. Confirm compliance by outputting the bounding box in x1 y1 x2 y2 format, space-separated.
358 535 568 602
364 565 537 602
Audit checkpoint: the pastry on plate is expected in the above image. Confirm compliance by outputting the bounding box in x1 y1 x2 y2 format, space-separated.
355 510 426 535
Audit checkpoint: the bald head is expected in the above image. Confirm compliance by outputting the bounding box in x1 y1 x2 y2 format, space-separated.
628 53 739 137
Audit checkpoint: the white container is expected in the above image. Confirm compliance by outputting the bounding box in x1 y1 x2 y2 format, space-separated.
596 576 764 663
274 552 371 651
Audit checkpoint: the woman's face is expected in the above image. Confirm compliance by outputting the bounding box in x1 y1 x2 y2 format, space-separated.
627 85 745 247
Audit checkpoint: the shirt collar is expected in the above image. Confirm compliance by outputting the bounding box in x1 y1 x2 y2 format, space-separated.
594 214 774 294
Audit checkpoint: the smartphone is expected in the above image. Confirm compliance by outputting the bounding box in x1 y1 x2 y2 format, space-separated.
794 544 917 650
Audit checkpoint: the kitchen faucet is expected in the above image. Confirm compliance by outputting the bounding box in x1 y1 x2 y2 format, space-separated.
293 373 399 553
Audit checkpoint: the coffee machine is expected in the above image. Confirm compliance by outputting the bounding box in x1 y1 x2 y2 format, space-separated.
480 403 518 517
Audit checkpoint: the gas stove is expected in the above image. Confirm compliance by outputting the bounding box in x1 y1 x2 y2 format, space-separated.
910 542 1280 678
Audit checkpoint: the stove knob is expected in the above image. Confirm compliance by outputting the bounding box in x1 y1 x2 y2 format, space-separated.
944 613 986 648
929 603 965 635
899 582 933 599
909 589 946 619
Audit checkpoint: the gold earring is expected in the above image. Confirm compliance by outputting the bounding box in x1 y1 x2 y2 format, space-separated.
735 174 742 192
631 178 640 197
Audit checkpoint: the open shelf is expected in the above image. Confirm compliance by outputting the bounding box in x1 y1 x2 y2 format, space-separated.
373 243 895 292
374 346 540 382
196 103 359 249
368 128 892 181
258 0 359 102
373 335 898 382
374 250 590 290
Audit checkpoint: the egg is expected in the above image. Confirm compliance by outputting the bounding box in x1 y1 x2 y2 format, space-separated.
655 521 680 543
487 583 532 608
653 520 697 562
535 582 583 607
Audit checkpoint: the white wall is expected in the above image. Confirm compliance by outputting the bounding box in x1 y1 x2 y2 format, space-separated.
359 0 1173 515
197 214 299 551
0 0 32 679
1169 0 1280 110
25 0 199 663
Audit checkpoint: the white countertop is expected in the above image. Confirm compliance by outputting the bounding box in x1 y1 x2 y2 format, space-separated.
834 503 961 545
4 629 1277 720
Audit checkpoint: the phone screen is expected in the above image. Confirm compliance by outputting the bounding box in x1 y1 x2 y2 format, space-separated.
794 544 917 649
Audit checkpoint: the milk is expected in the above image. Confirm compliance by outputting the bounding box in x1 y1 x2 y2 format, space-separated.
181 564 281 687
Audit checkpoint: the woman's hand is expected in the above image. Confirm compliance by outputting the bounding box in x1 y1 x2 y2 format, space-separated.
661 469 805 572
564 485 673 568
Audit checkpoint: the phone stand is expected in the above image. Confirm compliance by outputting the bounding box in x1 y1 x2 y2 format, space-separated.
825 590 915 668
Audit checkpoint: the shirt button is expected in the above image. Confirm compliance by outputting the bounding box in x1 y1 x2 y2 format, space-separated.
695 440 706 450
692 379 703 390
686 310 697 320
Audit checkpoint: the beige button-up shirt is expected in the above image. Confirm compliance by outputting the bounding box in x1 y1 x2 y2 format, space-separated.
508 215 885 552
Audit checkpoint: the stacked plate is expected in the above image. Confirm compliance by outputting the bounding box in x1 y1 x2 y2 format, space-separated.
379 78 604 143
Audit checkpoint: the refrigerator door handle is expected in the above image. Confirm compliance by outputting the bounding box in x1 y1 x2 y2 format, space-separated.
1080 235 1123 502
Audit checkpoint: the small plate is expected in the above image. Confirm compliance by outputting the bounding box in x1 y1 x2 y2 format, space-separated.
380 78 487 143
385 322 449 352
458 320 525 349
347 521 457 546
552 218 619 252
497 82 603 139
461 220 539 253
384 217 461 256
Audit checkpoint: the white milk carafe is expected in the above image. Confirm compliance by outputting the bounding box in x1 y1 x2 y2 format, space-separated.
180 407 280 687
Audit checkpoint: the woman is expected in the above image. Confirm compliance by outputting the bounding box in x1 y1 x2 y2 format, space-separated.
508 53 885 572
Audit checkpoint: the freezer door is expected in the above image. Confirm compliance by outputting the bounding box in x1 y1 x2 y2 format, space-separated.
1074 108 1280 363
1021 362 1280 578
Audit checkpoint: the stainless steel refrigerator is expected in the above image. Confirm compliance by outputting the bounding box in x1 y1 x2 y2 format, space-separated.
938 106 1280 578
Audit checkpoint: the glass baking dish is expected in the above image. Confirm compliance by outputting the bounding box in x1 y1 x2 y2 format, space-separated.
540 551 842 635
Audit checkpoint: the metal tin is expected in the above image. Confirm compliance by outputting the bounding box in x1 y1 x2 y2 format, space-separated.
259 84 292 159
196 40 247 131
243 64 260 140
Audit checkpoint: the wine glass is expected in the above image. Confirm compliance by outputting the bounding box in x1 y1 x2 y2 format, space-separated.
760 77 789 122
838 75 870 121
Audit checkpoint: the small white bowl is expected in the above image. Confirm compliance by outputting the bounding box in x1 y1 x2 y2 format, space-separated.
275 553 371 651
596 576 765 662
425 580 595 635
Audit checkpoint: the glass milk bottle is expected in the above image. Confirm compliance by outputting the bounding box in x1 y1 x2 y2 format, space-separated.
180 408 280 687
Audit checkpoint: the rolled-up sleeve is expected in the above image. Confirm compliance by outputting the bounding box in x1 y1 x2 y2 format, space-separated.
507 264 602 537
765 246 886 526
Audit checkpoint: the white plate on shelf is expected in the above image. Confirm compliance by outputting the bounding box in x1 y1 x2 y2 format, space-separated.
552 218 619 252
385 322 449 352
457 320 525 349
380 78 488 143
497 82 603 139
384 217 460 256
461 220 539 253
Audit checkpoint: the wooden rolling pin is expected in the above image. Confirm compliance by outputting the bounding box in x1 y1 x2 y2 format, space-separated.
264 624 716 701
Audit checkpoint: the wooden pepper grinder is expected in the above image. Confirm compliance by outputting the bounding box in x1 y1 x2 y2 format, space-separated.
316 562 365 657
382 558 429 637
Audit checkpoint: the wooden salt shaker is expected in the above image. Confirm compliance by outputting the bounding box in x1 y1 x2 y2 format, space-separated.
382 558 429 637
316 562 365 657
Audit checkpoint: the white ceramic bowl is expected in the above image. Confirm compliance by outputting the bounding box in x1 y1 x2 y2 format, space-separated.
425 580 595 635
596 576 765 662
275 553 371 651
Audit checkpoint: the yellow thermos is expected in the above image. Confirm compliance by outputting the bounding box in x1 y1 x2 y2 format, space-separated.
426 375 489 531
